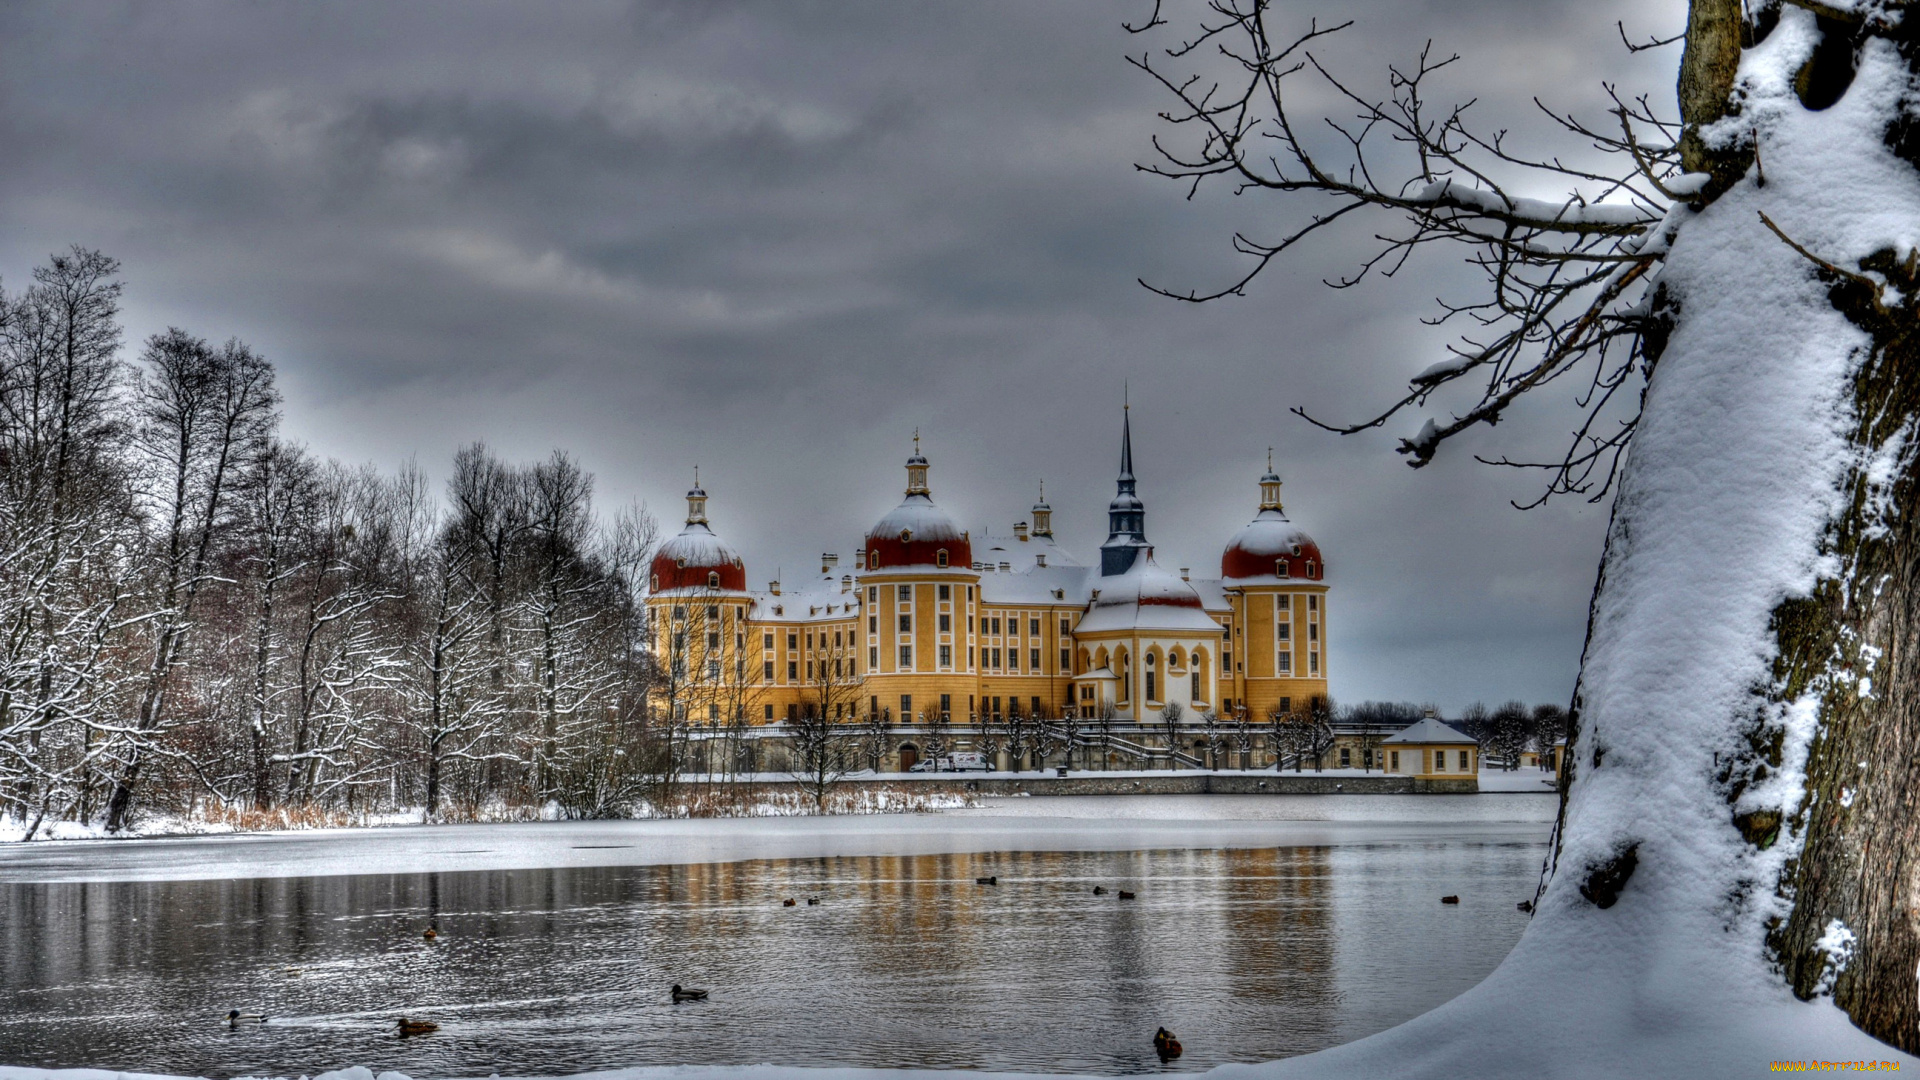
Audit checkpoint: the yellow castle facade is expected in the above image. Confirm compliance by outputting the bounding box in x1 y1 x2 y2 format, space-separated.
646 415 1329 749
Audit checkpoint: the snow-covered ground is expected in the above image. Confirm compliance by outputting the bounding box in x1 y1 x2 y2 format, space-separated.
0 793 1553 884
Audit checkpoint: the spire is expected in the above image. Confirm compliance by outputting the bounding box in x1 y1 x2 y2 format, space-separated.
1259 451 1284 513
1031 479 1053 539
905 435 930 497
686 469 709 526
1100 403 1149 576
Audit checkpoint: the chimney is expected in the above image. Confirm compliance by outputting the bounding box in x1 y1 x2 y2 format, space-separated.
769 579 781 596
841 574 852 593
1035 553 1047 568
821 553 838 574
1014 522 1029 542
1180 567 1190 581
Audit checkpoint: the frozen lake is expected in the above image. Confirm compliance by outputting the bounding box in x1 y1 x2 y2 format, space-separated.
0 795 1556 1076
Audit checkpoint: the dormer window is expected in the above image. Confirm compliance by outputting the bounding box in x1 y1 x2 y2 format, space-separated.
650 574 659 591
868 550 879 570
1290 543 1301 556
899 528 912 542
1276 559 1290 579
937 548 949 568
1306 559 1316 578
676 558 687 568
708 571 721 588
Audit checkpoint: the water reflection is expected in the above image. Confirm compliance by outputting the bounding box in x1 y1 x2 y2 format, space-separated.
0 844 1540 1076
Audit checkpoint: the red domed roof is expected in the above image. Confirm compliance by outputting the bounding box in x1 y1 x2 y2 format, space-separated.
865 495 971 571
651 523 747 592
1222 511 1324 582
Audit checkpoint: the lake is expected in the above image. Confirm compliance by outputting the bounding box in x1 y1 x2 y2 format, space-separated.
0 795 1556 1076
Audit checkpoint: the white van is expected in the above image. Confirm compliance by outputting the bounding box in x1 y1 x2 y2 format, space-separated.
909 751 992 772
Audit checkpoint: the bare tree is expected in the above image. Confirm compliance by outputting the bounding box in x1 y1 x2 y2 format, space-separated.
1231 707 1254 769
788 624 857 811
107 332 279 831
1158 700 1184 769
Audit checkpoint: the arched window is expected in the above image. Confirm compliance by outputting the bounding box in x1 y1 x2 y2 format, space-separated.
869 550 879 569
708 571 721 588
1276 559 1290 579
937 548 949 568
650 574 659 591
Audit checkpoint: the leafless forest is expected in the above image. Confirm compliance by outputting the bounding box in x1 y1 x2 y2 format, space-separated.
0 248 672 836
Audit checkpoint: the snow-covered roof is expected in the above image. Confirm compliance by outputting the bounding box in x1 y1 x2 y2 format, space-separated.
1074 555 1223 635
973 530 1083 572
1075 665 1119 681
1381 717 1478 745
869 495 965 543
1221 509 1325 586
746 571 863 624
978 563 1095 606
655 523 742 568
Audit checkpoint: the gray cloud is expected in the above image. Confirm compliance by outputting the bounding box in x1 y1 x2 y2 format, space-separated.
0 0 1684 710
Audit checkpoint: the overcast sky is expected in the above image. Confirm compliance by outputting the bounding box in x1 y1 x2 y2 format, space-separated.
0 0 1681 711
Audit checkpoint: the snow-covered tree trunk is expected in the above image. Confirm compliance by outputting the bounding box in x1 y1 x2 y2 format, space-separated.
1273 4 1920 1071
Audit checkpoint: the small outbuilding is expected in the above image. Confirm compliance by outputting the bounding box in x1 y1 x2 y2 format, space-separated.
1381 714 1479 779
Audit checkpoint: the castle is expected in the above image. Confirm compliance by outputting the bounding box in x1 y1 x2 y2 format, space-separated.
646 412 1328 765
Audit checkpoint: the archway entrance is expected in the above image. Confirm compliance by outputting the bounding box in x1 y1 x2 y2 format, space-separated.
898 744 920 771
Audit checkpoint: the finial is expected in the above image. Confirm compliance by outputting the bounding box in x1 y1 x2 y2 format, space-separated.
1124 382 1129 411
913 428 920 455
1267 447 1273 471
694 464 700 486
1038 479 1045 501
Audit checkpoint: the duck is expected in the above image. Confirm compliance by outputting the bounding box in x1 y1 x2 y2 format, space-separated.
976 875 997 885
1118 890 1136 900
226 1010 266 1026
1516 899 1534 913
423 927 438 941
396 1017 439 1036
782 898 797 907
671 984 709 1002
1153 1027 1183 1060
1092 886 1107 896
806 897 821 906
1441 895 1460 904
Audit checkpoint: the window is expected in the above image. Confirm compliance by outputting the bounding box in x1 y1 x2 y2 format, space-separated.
1460 750 1471 770
708 631 720 649
708 571 720 588
1433 751 1446 772
763 633 773 649
1030 618 1040 637
940 693 951 718
673 605 687 621
869 646 878 668
899 645 912 667
1276 559 1290 579
937 548 949 568
939 644 952 667
806 661 812 680
1280 697 1292 713
1306 559 1316 578
763 660 774 680
707 605 719 619
1309 622 1319 642
787 704 798 721
1031 648 1041 671
765 704 774 721
1310 651 1320 674
1309 595 1318 611
1278 651 1292 673
1060 617 1070 636
707 660 720 680
1277 622 1291 641
708 703 720 723
650 574 659 591
1191 671 1200 699
939 584 950 601
991 647 1002 668
1061 647 1071 671
788 661 797 681
939 613 951 632
869 616 878 634
787 633 797 650
1032 696 1043 717
1340 748 1351 767
898 585 912 601
898 614 912 633
1391 751 1400 771
900 694 912 720
1277 594 1290 611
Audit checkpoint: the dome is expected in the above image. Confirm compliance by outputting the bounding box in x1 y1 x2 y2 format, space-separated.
651 524 747 592
1222 468 1325 582
864 445 972 571
650 483 747 592
1076 553 1217 634
866 496 971 570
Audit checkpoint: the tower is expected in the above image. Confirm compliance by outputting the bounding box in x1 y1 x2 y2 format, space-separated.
1098 407 1150 576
